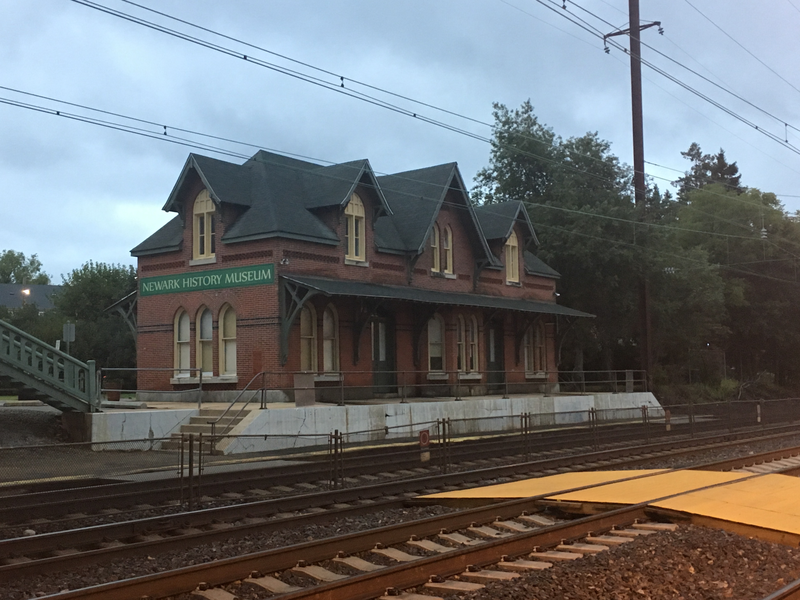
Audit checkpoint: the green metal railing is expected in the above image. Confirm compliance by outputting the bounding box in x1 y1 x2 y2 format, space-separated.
0 319 98 412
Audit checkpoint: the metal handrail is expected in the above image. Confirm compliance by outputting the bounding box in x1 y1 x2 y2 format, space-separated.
207 370 265 436
0 319 97 412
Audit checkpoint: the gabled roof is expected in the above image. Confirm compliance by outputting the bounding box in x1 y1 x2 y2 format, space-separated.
524 250 560 279
375 163 495 263
474 201 540 245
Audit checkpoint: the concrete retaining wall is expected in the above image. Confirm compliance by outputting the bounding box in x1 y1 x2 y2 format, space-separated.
90 409 196 448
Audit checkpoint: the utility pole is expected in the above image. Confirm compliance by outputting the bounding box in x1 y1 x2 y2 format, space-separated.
605 0 661 384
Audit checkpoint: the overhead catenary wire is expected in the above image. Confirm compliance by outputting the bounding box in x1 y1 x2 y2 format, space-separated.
2 90 797 281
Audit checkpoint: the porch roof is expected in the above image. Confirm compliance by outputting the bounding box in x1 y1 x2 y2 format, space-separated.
281 274 593 318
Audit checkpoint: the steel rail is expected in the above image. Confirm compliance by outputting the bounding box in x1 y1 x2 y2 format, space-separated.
31 498 649 600
3 421 798 526
4 437 800 583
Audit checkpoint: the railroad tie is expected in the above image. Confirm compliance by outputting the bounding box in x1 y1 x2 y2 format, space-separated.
406 537 454 554
529 549 582 561
496 557 553 572
243 574 301 594
371 546 418 562
556 542 608 555
584 534 633 546
292 563 348 582
492 519 533 533
460 565 521 583
517 513 555 527
467 524 511 539
437 531 483 546
611 527 656 538
333 555 384 572
632 522 678 532
425 576 484 593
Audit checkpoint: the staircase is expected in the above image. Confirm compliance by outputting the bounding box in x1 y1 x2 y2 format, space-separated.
0 319 98 413
161 408 251 451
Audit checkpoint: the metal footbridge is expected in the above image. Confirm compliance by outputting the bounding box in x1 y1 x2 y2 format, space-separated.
0 319 99 412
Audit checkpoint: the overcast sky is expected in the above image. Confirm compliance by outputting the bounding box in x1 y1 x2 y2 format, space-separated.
2 0 799 281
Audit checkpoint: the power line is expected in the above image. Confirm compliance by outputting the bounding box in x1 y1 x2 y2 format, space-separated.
683 0 800 97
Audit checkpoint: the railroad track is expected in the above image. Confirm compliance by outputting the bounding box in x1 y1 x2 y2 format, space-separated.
2 420 799 534
4 437 800 589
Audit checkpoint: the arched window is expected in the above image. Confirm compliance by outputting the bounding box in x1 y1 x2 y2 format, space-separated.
443 225 454 275
193 190 216 260
467 316 479 372
505 230 519 283
174 310 191 377
299 304 317 372
430 223 441 273
427 315 445 372
344 193 366 261
219 305 237 376
197 307 213 376
322 305 339 372
524 321 547 374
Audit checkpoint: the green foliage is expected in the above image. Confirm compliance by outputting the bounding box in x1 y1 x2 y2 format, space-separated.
0 250 50 284
674 143 743 200
53 261 137 372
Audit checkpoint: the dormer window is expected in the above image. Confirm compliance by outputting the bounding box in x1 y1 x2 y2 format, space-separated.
344 193 366 262
443 225 454 275
431 224 441 273
505 230 519 283
193 190 216 260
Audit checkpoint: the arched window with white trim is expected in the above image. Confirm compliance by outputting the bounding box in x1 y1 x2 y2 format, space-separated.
427 315 445 372
174 309 191 377
431 223 441 273
322 305 339 373
524 321 547 374
444 225 454 275
505 230 519 283
344 193 366 261
193 190 216 260
197 307 213 376
219 304 237 376
299 304 317 372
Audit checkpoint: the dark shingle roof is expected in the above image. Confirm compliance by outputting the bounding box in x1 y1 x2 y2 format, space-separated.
524 250 560 279
131 215 183 256
283 274 589 317
474 201 539 245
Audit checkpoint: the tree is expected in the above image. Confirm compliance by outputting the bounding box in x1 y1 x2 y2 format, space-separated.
674 143 743 201
0 250 50 284
53 262 137 379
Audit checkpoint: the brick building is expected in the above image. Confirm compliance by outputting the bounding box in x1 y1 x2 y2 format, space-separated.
132 150 590 401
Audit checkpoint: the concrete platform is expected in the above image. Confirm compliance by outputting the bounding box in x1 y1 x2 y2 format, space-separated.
87 392 662 454
422 469 800 546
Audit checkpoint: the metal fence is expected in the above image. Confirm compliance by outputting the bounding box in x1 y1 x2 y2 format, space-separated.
2 397 800 497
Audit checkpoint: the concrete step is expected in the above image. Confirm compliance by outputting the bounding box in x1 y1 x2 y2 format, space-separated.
188 416 246 426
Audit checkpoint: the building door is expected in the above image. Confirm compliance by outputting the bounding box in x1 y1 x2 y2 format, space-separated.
486 323 505 392
372 317 397 395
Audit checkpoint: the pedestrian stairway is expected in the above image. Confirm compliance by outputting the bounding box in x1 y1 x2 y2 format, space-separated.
0 319 98 413
161 408 251 451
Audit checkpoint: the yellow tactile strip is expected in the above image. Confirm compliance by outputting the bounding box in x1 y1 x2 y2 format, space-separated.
423 469 800 536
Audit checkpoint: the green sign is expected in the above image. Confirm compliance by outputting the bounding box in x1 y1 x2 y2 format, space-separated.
140 263 275 296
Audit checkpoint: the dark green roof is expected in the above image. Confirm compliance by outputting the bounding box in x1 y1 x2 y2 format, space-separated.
474 201 539 245
131 215 183 256
282 274 590 317
524 250 560 279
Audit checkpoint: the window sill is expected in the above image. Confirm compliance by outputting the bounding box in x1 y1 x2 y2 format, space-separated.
506 280 521 287
443 272 457 279
189 257 217 266
427 372 448 381
170 375 238 385
314 373 343 382
457 372 482 381
525 372 547 380
345 258 369 267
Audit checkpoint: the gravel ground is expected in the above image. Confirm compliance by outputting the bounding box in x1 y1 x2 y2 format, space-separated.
0 406 68 447
456 525 800 600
